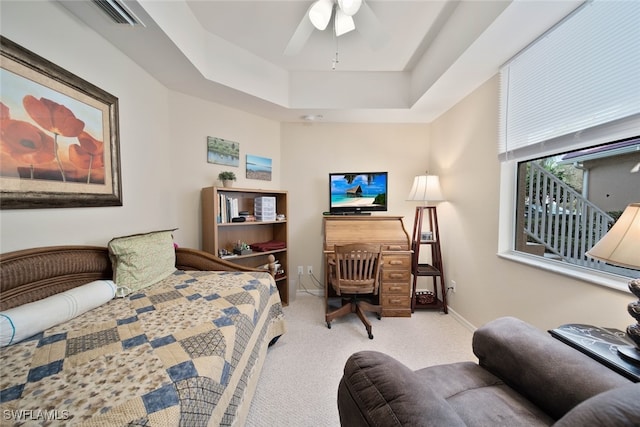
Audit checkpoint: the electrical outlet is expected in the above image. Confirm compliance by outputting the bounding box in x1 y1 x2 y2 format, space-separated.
297 266 303 275
307 265 313 275
450 280 457 293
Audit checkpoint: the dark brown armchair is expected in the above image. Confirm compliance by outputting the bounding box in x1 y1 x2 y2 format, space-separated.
326 243 383 339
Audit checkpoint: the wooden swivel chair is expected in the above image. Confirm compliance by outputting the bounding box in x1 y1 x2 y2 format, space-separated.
326 243 383 339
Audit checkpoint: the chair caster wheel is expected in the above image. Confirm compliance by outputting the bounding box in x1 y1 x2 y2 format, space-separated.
327 322 331 329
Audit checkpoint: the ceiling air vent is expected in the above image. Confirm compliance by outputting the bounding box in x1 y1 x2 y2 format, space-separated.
92 0 141 25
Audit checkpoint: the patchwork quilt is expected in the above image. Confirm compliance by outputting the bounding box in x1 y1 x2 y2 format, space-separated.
0 270 286 426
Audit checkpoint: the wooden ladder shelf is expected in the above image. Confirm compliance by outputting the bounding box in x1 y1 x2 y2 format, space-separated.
411 206 448 313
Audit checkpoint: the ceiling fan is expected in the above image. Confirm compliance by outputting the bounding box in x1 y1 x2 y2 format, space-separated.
284 0 388 56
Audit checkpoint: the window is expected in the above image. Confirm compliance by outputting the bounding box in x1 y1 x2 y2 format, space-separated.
514 138 640 281
497 0 640 290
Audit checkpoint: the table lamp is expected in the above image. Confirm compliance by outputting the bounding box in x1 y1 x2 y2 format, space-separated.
586 202 640 364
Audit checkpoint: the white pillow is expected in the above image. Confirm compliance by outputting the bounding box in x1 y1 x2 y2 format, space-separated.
0 280 116 347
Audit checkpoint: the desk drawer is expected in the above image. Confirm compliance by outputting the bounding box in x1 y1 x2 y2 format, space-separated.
381 269 410 282
382 244 410 251
382 254 411 269
381 294 411 308
382 282 410 295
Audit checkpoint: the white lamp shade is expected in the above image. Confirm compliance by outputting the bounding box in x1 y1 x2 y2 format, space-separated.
586 202 640 270
309 0 333 31
337 0 362 16
407 174 444 202
334 9 355 36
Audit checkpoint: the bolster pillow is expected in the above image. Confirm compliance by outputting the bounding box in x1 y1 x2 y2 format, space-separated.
0 280 116 347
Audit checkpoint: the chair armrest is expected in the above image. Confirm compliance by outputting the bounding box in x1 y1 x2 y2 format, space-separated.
473 317 632 419
338 351 466 427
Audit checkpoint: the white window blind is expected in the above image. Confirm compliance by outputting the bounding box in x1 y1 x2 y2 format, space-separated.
499 0 640 160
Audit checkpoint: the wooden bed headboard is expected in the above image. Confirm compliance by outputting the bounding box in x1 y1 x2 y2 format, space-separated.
0 246 274 310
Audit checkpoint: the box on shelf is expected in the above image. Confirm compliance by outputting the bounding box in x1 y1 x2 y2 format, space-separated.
254 196 276 221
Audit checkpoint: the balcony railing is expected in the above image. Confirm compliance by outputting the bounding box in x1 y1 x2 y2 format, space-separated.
523 162 614 269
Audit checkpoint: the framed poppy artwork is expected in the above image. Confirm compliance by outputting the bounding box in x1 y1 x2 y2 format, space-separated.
0 37 122 209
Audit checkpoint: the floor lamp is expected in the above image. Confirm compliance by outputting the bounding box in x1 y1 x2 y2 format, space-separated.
586 202 640 364
407 173 446 312
407 174 445 239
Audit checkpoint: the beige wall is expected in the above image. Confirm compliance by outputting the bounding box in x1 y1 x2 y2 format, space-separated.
281 123 430 298
167 91 282 249
429 76 632 331
0 1 282 252
584 153 640 212
0 0 173 252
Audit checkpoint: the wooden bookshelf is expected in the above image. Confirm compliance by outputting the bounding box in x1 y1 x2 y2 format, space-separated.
201 186 289 305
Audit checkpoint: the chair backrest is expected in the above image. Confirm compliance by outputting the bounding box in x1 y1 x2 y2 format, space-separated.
332 243 382 295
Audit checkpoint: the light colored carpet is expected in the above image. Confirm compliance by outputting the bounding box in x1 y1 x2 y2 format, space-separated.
245 292 476 426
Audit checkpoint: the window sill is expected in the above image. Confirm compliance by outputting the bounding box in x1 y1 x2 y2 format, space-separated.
497 250 632 294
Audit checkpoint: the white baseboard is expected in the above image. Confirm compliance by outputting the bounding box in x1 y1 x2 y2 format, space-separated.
447 307 477 332
296 288 323 296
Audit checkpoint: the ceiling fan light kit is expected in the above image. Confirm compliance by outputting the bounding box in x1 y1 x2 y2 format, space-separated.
309 0 333 31
337 0 362 16
309 0 361 34
285 0 387 59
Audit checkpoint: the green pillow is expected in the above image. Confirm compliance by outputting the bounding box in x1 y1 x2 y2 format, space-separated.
108 229 177 296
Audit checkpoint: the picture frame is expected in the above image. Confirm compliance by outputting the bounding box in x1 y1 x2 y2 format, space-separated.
0 37 122 209
246 154 272 181
421 231 433 241
207 137 239 167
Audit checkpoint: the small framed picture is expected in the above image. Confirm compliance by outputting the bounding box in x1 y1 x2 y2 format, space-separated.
246 154 272 181
207 136 239 167
421 231 433 241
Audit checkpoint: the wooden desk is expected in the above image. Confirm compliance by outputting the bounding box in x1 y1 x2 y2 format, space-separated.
323 216 412 317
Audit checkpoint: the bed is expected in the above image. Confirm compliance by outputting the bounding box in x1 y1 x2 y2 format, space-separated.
0 243 286 426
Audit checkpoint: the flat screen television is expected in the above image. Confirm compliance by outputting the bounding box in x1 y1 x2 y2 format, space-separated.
329 172 388 214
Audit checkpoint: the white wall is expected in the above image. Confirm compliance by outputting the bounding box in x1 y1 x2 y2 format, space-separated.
0 1 282 252
429 75 633 331
281 123 430 299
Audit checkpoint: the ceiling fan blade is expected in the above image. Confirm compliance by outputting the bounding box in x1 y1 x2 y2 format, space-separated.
335 8 355 36
353 2 389 50
284 14 315 56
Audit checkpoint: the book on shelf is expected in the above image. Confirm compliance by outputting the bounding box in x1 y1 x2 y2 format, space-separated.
218 194 239 223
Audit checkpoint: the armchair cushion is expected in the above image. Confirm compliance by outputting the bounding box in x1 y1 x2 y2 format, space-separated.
338 351 466 427
554 383 640 426
473 317 631 419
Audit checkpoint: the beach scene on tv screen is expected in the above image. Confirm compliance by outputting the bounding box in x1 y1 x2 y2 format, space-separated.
331 173 387 208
